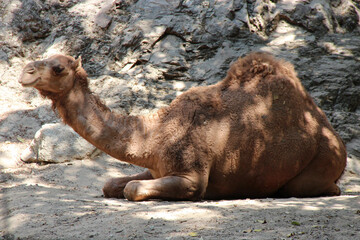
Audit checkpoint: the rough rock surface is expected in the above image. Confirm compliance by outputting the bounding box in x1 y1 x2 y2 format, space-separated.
0 0 359 239
20 123 100 163
1 0 359 160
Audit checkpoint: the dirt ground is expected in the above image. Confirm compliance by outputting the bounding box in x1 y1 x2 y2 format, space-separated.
0 155 359 240
1 78 360 239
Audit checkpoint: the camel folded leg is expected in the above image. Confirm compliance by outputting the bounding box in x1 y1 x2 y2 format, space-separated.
123 175 207 201
276 176 341 198
103 170 153 198
275 154 344 197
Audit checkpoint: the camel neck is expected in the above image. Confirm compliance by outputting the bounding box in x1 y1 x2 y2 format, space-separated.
53 79 154 168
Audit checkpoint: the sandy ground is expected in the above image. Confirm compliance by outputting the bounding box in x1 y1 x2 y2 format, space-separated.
1 155 360 240
0 77 360 240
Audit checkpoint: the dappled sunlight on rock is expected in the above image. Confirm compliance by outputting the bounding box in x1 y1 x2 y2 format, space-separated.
268 21 314 48
319 41 354 57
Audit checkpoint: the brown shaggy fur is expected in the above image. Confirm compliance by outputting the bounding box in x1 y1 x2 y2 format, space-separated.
19 52 346 201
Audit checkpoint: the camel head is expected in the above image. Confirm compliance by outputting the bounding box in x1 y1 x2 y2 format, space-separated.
19 55 83 93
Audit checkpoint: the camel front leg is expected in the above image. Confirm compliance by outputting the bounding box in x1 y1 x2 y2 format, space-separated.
103 170 153 198
123 175 207 201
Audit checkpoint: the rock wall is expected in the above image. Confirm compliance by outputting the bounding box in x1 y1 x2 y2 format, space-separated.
1 0 359 159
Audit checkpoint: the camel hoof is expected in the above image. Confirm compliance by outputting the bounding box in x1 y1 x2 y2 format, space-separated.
123 181 142 201
102 179 125 199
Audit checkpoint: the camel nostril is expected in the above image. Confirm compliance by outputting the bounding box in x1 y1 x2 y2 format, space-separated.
26 68 35 74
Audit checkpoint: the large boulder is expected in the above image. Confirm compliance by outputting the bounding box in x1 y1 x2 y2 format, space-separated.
20 123 100 163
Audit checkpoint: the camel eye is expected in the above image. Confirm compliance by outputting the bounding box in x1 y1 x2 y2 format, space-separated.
52 65 64 75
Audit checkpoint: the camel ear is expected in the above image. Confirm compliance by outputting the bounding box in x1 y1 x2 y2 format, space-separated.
72 56 82 71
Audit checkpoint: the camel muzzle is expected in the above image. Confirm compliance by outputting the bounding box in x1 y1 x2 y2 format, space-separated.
19 63 42 87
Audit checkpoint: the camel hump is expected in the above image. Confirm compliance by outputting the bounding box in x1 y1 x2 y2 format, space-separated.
223 52 296 87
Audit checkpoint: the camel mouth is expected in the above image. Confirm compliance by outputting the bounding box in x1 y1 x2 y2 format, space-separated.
19 71 41 87
19 63 43 87
21 77 41 87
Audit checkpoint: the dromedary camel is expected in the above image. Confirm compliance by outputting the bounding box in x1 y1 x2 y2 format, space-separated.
19 52 346 201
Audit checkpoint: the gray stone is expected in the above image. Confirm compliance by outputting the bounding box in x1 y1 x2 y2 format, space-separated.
0 50 8 63
95 13 112 29
10 0 53 42
20 123 100 163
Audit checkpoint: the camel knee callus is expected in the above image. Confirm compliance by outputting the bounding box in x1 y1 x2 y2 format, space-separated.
19 52 346 201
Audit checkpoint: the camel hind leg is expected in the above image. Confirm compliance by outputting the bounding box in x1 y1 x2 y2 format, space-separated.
276 131 346 198
275 167 341 198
